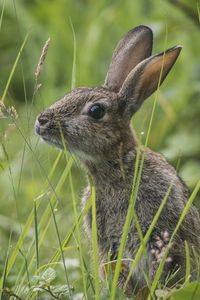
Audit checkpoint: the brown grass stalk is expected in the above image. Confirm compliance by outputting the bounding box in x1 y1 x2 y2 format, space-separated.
35 38 51 79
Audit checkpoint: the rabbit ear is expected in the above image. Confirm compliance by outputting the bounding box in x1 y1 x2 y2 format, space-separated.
104 25 153 92
119 46 182 118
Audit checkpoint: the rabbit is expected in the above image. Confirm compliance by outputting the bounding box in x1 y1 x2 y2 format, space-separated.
35 25 200 297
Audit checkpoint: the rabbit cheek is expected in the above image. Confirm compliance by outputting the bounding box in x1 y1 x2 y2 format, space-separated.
55 122 93 160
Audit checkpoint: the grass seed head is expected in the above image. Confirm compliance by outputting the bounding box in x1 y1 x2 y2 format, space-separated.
35 37 51 80
0 101 18 119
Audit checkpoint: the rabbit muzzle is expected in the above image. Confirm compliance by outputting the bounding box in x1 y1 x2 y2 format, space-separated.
35 110 65 149
35 110 52 137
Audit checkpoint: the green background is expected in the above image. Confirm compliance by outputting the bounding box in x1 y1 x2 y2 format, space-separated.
0 0 199 298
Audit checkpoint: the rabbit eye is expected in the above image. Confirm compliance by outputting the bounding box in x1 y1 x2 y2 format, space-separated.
88 104 105 119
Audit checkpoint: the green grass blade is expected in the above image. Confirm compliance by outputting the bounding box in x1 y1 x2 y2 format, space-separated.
34 201 39 272
171 180 200 241
0 0 6 31
69 17 76 90
48 194 92 265
124 181 174 291
68 168 89 299
91 183 100 300
197 2 200 23
0 234 11 300
149 180 200 296
185 240 191 283
47 197 73 299
18 248 30 289
0 257 8 299
14 211 53 295
14 157 74 295
1 32 29 103
110 144 141 299
1 152 63 286
4 210 34 281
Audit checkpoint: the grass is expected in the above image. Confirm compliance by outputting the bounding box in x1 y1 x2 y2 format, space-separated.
0 1 200 299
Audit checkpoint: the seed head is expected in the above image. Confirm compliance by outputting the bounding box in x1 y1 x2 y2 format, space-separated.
35 38 51 79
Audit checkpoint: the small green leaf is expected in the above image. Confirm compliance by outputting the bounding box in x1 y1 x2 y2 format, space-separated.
171 282 200 300
41 267 56 284
51 284 71 297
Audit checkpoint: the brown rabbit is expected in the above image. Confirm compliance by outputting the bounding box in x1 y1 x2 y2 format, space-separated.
35 25 200 297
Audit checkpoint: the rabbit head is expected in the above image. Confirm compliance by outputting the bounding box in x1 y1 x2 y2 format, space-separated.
35 25 181 162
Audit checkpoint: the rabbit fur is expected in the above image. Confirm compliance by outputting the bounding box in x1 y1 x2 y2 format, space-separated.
35 25 200 297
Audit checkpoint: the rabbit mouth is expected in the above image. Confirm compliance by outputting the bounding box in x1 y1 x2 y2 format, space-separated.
35 119 43 136
35 119 64 149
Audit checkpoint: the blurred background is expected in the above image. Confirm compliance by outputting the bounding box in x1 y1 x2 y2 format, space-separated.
0 0 199 297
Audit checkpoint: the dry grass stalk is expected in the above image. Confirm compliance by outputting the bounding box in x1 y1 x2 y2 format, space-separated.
35 37 51 79
0 101 18 119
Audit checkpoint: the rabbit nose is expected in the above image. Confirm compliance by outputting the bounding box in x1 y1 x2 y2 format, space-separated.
37 111 50 125
35 110 52 135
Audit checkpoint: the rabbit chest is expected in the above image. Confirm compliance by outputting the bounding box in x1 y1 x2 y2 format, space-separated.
81 151 194 258
82 182 134 255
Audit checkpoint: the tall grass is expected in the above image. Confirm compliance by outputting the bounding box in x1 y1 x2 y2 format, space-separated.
0 1 200 300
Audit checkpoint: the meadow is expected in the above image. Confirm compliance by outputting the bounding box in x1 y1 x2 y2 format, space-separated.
0 0 200 299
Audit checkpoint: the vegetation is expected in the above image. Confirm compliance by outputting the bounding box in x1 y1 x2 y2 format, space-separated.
0 0 200 299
